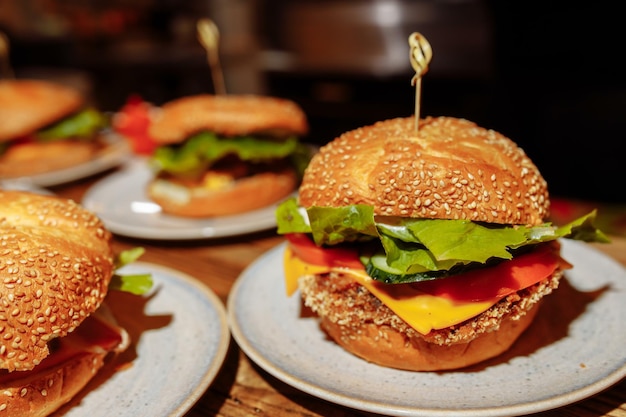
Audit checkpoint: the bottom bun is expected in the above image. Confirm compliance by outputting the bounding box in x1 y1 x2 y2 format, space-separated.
320 305 539 372
0 350 108 417
0 140 97 178
299 266 563 372
0 305 128 416
148 168 297 217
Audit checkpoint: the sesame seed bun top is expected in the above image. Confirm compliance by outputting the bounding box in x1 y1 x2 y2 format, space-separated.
148 94 309 144
298 116 550 225
0 191 114 372
0 79 84 142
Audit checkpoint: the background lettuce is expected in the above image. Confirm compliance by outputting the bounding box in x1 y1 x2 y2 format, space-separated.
36 108 108 141
152 132 306 177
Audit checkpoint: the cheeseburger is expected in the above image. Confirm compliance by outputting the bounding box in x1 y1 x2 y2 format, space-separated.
0 190 150 415
145 94 310 217
276 116 608 371
0 79 108 179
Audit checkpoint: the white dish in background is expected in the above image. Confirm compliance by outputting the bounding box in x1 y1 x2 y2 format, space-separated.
1 131 132 187
82 159 286 240
56 261 230 417
228 239 626 417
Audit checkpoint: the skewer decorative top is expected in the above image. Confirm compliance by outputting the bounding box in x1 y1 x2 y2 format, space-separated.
408 32 432 134
197 18 227 95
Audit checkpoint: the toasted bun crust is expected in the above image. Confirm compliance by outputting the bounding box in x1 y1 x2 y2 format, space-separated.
0 349 108 417
299 264 563 371
299 116 550 225
320 306 538 372
0 80 83 142
0 140 97 178
0 191 114 371
147 168 297 217
148 94 309 144
0 305 129 416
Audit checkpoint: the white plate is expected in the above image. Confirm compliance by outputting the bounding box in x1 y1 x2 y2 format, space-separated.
0 179 54 195
228 240 626 417
55 261 230 417
82 159 286 240
2 132 132 187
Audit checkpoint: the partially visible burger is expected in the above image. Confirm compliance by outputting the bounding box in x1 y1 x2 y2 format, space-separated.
0 190 151 416
0 79 108 179
144 94 310 217
276 116 608 371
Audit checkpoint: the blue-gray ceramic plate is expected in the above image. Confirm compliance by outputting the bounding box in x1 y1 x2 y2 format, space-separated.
228 240 626 416
57 262 229 417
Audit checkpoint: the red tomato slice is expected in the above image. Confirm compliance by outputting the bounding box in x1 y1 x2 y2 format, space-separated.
414 244 566 302
285 233 364 270
286 234 567 303
113 95 157 155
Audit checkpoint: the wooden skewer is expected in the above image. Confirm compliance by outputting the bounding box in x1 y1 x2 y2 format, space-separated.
0 32 15 79
197 18 227 95
408 32 432 134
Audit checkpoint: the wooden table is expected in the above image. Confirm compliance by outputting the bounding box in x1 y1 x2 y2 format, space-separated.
50 171 626 417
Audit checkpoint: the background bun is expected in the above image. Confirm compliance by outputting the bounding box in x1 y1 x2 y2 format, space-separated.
0 140 96 178
148 94 309 144
0 191 114 371
299 116 550 225
0 80 83 142
148 168 297 217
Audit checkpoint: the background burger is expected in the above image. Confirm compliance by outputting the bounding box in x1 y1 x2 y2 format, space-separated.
0 79 108 179
276 116 608 371
139 94 310 217
0 190 151 416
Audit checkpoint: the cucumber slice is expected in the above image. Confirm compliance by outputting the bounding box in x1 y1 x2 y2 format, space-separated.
364 253 449 284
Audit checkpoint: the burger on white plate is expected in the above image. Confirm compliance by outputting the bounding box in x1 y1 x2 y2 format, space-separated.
276 116 608 371
141 94 310 217
0 79 109 179
0 190 151 416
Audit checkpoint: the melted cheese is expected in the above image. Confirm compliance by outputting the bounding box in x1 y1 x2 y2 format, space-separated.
283 247 500 335
202 172 234 190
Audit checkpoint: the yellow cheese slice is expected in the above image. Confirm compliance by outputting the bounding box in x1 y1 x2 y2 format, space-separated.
283 247 500 335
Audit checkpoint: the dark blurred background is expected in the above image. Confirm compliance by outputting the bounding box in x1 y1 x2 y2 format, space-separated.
1 0 624 203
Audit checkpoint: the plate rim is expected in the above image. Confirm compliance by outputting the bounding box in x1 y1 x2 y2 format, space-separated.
227 240 626 417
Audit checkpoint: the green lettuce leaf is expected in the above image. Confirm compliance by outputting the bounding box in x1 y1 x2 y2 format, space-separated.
379 234 463 273
36 108 108 141
152 132 303 176
406 219 526 262
555 210 610 243
111 247 153 295
307 205 378 246
276 197 310 234
275 200 609 277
